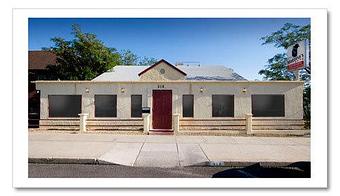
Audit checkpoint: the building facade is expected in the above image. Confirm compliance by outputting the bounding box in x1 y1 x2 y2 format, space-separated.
34 59 305 134
29 51 57 127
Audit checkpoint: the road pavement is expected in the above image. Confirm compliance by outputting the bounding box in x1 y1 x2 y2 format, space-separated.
28 163 310 178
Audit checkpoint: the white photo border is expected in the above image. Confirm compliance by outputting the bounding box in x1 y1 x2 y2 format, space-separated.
13 8 327 188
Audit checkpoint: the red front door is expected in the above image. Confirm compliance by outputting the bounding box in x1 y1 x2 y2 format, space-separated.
152 90 172 130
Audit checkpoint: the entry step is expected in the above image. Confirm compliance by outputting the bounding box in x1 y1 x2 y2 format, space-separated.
149 129 174 135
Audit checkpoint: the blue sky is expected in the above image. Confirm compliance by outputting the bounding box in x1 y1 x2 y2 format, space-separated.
29 18 310 80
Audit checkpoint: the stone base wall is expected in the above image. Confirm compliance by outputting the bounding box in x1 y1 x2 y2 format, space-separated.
179 118 246 132
179 118 305 132
38 117 305 133
39 118 143 131
252 118 305 130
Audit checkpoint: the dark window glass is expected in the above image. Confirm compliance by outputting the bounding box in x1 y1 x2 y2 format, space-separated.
252 95 285 117
48 95 81 117
95 95 117 117
212 95 234 117
131 95 142 117
182 95 194 117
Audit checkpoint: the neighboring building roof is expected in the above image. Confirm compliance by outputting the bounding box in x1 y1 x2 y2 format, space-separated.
182 65 246 81
92 64 246 81
29 51 56 70
138 59 187 76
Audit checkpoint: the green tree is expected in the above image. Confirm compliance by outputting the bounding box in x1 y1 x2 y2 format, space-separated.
119 50 158 66
45 24 121 80
119 49 139 65
138 56 158 66
259 23 311 128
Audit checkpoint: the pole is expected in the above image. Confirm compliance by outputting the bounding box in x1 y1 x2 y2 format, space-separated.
294 70 300 81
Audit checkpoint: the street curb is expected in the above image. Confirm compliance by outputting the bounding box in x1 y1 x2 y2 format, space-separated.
28 158 116 165
195 161 306 168
29 158 309 168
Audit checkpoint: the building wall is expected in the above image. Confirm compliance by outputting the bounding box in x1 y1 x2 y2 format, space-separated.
36 81 304 128
139 62 186 80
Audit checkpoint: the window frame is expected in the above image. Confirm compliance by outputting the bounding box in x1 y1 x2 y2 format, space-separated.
131 94 143 118
48 95 82 118
212 94 234 117
94 94 117 118
251 94 285 117
182 94 194 118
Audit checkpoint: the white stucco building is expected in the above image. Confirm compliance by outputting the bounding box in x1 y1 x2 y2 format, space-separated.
35 59 305 135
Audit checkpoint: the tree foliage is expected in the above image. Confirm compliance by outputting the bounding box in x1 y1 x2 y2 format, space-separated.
44 24 158 80
261 23 310 49
119 49 139 65
303 85 311 128
258 53 294 80
138 56 158 66
259 23 311 80
259 23 311 128
45 24 121 80
119 49 158 66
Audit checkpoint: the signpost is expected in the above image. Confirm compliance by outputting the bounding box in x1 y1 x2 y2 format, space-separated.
287 40 310 80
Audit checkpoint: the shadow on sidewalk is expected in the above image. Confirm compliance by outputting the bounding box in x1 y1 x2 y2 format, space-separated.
212 162 311 178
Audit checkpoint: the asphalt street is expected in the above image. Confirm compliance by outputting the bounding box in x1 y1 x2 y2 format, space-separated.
28 163 310 178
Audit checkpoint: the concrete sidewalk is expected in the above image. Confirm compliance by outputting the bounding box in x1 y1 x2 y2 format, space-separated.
29 132 310 167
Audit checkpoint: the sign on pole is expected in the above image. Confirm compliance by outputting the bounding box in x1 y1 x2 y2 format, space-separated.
287 40 309 72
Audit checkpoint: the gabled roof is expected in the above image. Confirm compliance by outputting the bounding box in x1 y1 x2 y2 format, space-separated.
138 59 187 76
92 64 247 81
29 51 56 70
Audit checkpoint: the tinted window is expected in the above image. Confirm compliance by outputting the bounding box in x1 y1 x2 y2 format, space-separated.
48 95 81 117
252 95 285 117
212 95 234 117
95 95 117 117
131 95 142 117
182 95 194 117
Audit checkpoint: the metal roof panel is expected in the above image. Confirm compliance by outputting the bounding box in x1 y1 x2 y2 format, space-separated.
92 65 247 81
